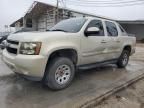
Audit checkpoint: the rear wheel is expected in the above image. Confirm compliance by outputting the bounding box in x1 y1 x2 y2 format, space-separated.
44 57 75 90
117 50 130 68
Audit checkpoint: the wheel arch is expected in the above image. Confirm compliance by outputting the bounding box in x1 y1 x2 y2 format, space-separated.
123 45 131 54
47 48 78 65
42 48 78 80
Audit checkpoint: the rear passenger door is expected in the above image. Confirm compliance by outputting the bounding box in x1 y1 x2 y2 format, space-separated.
105 21 121 59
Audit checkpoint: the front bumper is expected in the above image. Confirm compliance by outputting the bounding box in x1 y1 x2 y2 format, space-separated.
2 49 47 81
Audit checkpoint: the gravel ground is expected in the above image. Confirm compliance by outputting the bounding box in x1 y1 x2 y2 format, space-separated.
95 44 144 108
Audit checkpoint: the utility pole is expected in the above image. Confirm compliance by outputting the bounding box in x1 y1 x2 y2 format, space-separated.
55 0 59 24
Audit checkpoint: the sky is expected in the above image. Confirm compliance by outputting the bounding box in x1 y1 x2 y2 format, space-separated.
0 0 144 32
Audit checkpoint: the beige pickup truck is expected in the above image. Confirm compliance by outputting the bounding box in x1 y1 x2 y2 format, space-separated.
2 17 136 90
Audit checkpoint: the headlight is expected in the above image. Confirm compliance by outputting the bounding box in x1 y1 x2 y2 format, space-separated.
20 42 41 55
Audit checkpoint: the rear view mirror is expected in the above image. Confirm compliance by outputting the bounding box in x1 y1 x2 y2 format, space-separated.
85 27 100 36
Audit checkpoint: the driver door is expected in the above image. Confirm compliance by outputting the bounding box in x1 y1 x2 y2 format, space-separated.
80 19 108 65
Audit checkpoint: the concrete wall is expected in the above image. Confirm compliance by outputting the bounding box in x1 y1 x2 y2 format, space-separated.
32 19 37 31
36 9 89 31
37 9 55 31
121 24 144 41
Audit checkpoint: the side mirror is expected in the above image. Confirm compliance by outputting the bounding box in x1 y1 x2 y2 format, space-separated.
85 27 100 36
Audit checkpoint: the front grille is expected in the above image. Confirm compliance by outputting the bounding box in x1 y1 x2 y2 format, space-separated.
6 40 19 54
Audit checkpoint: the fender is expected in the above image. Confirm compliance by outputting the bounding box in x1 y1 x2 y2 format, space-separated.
43 42 81 65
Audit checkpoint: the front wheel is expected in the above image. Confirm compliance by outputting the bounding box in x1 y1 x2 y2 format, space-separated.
44 57 75 90
117 50 130 68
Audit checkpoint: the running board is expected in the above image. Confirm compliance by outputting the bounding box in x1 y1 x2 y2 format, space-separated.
78 59 117 70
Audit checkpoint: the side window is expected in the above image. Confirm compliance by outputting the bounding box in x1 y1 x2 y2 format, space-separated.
86 20 104 36
105 21 118 37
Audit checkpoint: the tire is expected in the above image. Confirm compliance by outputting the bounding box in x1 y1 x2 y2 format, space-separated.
44 57 75 90
117 50 130 68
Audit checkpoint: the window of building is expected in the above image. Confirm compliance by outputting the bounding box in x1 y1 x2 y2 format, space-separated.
26 18 32 28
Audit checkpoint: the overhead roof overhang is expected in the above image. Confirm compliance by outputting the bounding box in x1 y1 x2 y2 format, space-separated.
24 1 55 19
119 20 144 24
11 1 144 27
10 1 56 27
10 17 23 27
10 1 116 27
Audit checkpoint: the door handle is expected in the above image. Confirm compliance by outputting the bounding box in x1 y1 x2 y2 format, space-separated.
101 40 107 43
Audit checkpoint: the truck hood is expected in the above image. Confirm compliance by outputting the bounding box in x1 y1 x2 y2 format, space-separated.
8 31 72 42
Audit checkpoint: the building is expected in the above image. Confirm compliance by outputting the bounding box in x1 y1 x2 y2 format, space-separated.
119 20 144 41
0 32 11 37
10 1 114 32
10 1 144 41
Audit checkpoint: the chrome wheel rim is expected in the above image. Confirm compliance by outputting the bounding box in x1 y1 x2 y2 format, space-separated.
55 65 71 85
122 53 128 65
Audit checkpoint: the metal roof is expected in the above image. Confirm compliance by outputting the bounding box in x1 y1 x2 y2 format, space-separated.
119 20 144 24
10 1 116 27
10 1 144 27
28 1 116 21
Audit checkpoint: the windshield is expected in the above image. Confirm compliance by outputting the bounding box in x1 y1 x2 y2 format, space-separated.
49 18 87 33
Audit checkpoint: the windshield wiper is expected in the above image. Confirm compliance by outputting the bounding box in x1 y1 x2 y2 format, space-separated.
48 29 67 32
